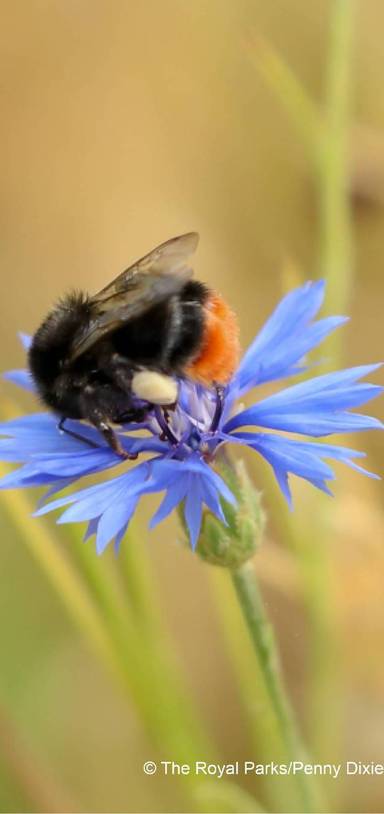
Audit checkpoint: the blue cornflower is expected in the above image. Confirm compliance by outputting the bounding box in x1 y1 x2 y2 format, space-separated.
0 281 382 552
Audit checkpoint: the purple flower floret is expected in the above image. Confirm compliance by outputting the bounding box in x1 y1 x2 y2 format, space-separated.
0 281 382 552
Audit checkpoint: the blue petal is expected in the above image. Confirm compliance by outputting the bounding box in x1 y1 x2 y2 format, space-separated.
232 432 367 461
233 280 332 394
230 432 380 494
34 459 184 540
3 369 36 392
0 464 62 489
114 522 129 553
184 476 203 549
235 315 348 395
201 478 228 525
84 517 100 542
228 410 383 437
178 454 237 506
19 332 32 350
95 497 139 554
307 479 334 497
272 469 334 504
205 466 237 506
0 413 58 435
226 364 383 436
339 459 380 479
246 280 325 353
272 466 293 506
149 460 233 542
36 455 233 551
33 450 120 477
34 465 147 518
37 478 78 508
247 434 336 482
0 414 102 450
150 477 189 528
149 455 237 507
249 364 383 412
0 412 164 450
138 458 187 492
0 412 166 480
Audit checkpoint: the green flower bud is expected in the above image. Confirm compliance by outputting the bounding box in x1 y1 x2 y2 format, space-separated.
196 457 265 568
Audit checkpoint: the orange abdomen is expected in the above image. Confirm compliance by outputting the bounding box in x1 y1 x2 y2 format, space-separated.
185 292 240 385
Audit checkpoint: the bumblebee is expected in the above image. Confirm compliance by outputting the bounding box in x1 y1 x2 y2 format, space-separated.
28 233 240 456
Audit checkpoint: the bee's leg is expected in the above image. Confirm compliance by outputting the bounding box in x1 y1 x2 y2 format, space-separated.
58 417 100 449
80 389 138 460
59 416 135 459
94 419 137 460
210 384 225 433
153 405 178 445
92 415 139 460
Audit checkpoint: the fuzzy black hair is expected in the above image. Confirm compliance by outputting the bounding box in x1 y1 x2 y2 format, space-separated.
28 291 91 389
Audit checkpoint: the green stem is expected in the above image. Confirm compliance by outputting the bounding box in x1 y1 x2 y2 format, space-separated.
231 560 323 813
209 566 298 811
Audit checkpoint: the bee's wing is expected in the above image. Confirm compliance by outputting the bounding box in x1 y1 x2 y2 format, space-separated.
95 232 199 301
69 232 199 361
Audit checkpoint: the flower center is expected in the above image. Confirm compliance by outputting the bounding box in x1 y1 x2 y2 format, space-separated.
150 384 225 456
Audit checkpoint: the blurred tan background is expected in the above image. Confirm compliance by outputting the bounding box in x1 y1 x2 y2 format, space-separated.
0 1 383 812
